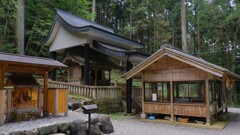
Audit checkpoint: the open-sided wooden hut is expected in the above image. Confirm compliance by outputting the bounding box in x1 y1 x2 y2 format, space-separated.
0 52 67 125
123 47 240 124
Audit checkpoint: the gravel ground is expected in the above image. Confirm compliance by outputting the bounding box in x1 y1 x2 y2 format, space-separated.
1 108 240 135
0 111 91 134
110 108 240 135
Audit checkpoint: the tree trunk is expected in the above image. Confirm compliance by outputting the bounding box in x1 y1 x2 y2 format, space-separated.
181 0 188 53
232 41 237 105
16 0 25 55
91 0 96 21
197 0 200 57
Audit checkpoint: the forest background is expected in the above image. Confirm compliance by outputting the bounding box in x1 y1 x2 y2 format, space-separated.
0 0 240 105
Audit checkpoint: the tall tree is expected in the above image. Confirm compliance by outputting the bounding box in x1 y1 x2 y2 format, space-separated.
91 0 96 21
16 0 25 55
181 0 187 52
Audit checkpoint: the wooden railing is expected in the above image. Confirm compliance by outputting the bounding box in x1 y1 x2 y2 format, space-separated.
38 80 121 99
132 87 142 98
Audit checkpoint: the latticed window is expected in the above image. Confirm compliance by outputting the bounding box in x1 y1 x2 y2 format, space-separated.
174 81 205 103
144 82 170 102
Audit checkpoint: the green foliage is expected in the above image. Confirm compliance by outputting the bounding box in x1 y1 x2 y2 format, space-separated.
0 0 92 57
109 112 124 121
0 0 17 53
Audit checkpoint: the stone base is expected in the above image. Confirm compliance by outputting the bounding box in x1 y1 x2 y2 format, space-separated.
205 122 212 126
7 111 41 123
141 113 147 119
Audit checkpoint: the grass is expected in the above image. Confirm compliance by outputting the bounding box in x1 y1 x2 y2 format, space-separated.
109 112 125 121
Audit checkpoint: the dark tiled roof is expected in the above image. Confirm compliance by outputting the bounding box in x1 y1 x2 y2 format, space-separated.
56 9 113 33
41 9 144 49
0 52 67 68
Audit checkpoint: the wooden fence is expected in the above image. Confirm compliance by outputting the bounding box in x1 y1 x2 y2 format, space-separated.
38 80 122 99
38 80 142 100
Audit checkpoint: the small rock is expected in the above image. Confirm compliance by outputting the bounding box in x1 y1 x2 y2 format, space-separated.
90 114 99 125
69 120 88 135
98 114 114 134
74 108 83 112
24 129 38 135
88 124 102 135
49 133 66 135
58 123 69 133
71 102 83 111
38 124 58 135
65 130 70 135
9 131 25 135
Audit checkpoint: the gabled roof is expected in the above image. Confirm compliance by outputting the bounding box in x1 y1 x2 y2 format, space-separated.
41 9 144 50
123 47 240 80
0 52 67 68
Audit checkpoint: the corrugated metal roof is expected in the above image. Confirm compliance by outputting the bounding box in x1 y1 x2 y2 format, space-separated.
0 52 67 68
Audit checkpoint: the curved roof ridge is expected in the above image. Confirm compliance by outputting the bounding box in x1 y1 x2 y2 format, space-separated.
56 9 113 33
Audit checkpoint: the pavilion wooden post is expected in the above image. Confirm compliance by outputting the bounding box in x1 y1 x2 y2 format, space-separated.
0 64 5 125
222 76 228 112
38 87 43 114
205 79 211 124
170 74 174 121
6 89 12 121
43 71 48 112
84 44 90 85
140 71 147 119
54 89 58 116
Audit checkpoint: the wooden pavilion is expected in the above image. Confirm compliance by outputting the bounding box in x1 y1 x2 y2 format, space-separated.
123 47 240 124
41 9 149 113
0 52 67 125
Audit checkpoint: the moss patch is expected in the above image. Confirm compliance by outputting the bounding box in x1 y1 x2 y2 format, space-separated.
109 112 125 121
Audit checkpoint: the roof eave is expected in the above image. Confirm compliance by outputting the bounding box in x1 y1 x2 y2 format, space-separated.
40 12 144 49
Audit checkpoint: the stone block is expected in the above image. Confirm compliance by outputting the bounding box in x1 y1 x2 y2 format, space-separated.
98 114 114 134
58 123 69 133
140 113 147 119
37 124 58 135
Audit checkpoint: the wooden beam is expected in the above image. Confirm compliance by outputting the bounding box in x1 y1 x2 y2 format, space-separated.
5 64 50 74
0 64 4 89
5 68 46 74
142 72 145 115
0 90 5 126
170 71 174 121
43 71 48 112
